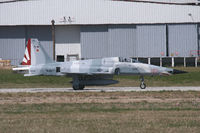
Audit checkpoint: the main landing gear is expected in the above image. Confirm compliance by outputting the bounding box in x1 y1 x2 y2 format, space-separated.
73 84 85 90
140 76 146 89
72 76 85 90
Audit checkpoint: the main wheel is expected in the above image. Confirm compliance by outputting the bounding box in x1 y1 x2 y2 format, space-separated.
73 85 79 90
73 85 85 90
79 85 85 90
140 83 146 89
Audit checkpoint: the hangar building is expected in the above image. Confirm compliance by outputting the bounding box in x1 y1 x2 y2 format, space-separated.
0 0 200 65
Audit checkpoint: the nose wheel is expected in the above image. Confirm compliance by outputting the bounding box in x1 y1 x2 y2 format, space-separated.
140 82 146 89
140 76 146 89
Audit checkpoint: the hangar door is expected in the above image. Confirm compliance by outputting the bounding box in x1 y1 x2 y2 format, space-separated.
108 25 137 57
0 26 25 66
55 26 81 61
81 25 137 58
81 25 108 59
168 24 198 57
136 25 166 57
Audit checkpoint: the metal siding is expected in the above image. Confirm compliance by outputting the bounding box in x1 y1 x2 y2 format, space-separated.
26 26 53 59
108 25 137 57
168 24 198 57
136 25 166 57
81 25 108 58
0 26 25 65
1 0 200 26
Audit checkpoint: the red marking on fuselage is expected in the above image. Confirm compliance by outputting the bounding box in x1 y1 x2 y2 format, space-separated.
151 69 158 73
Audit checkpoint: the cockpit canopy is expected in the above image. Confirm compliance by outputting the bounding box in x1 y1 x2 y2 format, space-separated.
118 57 140 63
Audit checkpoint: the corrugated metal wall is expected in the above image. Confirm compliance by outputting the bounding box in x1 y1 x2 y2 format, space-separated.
81 24 199 58
81 25 108 58
168 24 198 57
136 25 166 57
1 24 199 65
0 26 25 65
81 24 166 58
0 26 52 66
108 25 137 57
1 0 200 26
81 25 137 58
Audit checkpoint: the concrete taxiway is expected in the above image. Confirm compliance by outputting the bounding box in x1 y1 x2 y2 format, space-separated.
0 87 200 93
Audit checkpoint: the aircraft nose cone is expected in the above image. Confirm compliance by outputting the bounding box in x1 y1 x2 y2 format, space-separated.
169 69 187 74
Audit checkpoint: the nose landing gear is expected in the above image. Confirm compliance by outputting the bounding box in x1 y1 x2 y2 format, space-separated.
140 76 146 89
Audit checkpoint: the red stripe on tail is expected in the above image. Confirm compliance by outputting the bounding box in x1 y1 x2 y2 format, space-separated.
21 39 31 65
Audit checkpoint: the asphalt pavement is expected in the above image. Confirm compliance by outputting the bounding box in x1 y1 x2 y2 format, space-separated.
0 87 200 93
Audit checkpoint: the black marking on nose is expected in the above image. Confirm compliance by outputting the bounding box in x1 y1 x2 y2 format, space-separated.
169 69 187 74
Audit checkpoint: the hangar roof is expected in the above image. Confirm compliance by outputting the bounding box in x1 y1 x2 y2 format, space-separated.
0 0 200 25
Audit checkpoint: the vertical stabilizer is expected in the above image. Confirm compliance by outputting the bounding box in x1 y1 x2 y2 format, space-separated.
21 39 54 66
31 39 54 65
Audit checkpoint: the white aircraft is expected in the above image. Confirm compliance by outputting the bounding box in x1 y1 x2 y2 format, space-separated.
13 39 186 90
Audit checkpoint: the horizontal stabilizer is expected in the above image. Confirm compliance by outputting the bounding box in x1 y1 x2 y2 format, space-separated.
12 67 30 71
24 74 40 77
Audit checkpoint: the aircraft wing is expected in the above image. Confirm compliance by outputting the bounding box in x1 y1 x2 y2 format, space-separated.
24 73 41 76
61 71 113 76
64 73 116 86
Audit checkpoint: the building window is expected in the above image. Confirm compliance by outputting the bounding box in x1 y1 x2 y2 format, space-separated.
57 55 64 62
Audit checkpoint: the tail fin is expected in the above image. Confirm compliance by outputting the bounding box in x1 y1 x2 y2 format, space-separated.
21 39 31 65
21 39 54 66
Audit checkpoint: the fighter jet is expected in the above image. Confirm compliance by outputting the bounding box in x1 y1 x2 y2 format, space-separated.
13 39 186 90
